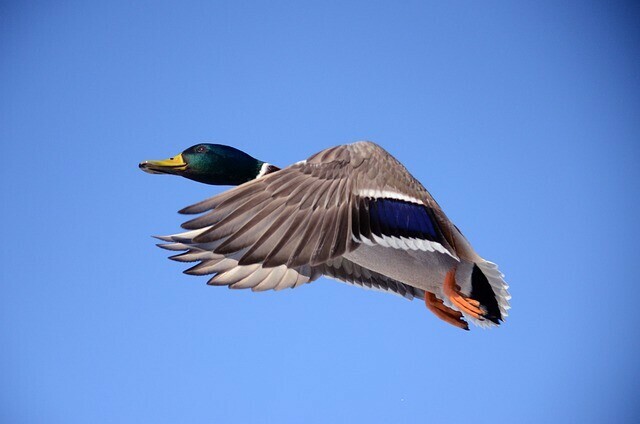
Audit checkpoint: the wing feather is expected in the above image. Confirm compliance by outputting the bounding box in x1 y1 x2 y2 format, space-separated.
161 141 464 292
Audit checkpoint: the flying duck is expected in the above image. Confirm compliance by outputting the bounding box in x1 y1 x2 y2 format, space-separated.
140 142 510 330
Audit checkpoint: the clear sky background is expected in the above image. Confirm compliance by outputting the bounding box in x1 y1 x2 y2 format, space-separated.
2 1 639 423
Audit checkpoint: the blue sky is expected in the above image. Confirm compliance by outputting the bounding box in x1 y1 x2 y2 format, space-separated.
2 1 639 423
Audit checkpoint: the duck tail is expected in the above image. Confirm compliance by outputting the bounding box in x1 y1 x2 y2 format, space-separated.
464 260 511 328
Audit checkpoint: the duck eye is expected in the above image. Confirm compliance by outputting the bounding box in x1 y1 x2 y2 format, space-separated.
196 146 206 153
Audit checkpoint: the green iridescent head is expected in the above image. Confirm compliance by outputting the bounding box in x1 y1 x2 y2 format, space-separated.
139 143 268 185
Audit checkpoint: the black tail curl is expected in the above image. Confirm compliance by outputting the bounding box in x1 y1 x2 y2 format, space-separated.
470 264 502 324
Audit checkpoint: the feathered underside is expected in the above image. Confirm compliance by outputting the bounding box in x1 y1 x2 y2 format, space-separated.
156 238 425 299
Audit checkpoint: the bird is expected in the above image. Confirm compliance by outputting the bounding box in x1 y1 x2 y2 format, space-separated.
139 141 510 330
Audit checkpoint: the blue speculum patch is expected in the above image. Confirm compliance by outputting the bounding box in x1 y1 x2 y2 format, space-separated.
366 198 438 240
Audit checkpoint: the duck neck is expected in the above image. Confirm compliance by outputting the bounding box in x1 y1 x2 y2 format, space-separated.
256 162 281 179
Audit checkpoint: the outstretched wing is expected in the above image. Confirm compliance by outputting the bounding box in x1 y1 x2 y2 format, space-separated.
161 141 460 289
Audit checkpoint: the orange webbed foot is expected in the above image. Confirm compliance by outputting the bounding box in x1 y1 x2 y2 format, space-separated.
424 291 469 330
442 267 486 320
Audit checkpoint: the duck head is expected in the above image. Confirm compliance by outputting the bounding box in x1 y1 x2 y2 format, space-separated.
139 143 275 185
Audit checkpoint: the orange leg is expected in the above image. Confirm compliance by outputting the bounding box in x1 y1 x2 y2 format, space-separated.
442 267 485 320
424 291 469 330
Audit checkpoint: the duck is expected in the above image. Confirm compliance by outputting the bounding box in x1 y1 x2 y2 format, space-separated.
140 141 510 330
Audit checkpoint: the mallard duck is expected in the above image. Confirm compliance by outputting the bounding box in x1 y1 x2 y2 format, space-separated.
140 142 510 330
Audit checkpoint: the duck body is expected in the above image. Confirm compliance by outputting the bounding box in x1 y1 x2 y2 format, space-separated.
141 141 510 330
